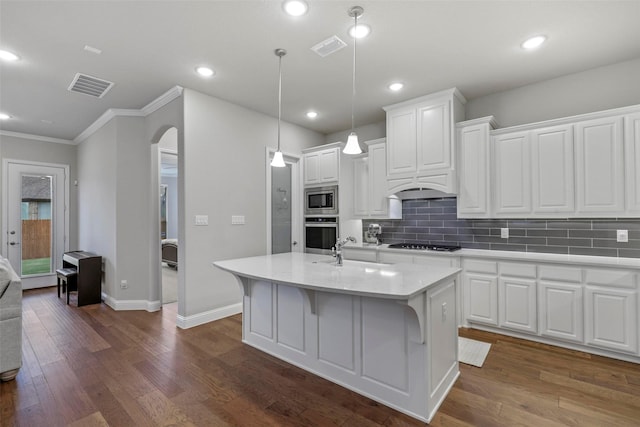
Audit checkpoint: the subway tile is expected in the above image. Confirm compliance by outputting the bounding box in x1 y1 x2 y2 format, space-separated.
430 214 454 221
491 228 526 237
569 247 618 257
490 243 527 252
547 237 592 247
527 245 568 254
592 220 640 230
569 229 614 239
527 229 568 237
416 207 443 214
404 227 430 234
592 239 637 249
402 207 417 215
415 233 444 241
507 220 547 229
506 236 547 245
444 234 475 243
471 219 508 228
547 220 592 229
444 220 470 228
416 220 444 228
461 242 491 250
431 227 459 235
618 248 640 258
429 198 457 207
469 228 491 236
475 235 508 244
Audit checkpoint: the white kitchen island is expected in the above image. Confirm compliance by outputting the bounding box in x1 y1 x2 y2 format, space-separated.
214 252 461 423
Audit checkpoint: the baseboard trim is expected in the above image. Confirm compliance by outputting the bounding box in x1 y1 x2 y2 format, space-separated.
176 302 242 329
101 292 161 312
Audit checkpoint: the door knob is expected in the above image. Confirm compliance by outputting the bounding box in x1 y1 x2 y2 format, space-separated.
292 241 298 246
9 242 20 246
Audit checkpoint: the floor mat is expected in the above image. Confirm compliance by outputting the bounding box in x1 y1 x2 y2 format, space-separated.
459 337 491 367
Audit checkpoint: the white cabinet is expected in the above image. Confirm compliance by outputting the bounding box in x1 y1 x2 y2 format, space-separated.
304 146 340 186
531 124 575 214
384 88 465 194
493 131 531 215
538 266 584 344
575 116 624 213
625 112 640 212
463 260 498 326
352 139 401 219
584 268 637 354
499 277 537 334
457 117 495 217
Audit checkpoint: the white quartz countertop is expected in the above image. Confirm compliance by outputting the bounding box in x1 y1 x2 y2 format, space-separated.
214 252 460 300
344 243 640 269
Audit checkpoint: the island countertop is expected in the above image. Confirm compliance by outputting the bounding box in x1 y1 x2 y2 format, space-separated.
213 252 461 300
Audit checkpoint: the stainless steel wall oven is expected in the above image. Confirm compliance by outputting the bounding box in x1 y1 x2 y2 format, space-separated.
304 217 338 255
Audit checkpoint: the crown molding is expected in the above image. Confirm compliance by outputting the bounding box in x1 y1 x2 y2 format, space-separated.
74 85 184 144
0 130 75 145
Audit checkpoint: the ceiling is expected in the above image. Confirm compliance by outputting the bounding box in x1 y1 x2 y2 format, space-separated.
1 1 640 142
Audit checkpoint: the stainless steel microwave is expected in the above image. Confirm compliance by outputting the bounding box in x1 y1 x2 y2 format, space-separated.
304 185 338 216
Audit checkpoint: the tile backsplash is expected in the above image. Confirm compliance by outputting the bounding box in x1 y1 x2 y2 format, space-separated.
362 198 640 258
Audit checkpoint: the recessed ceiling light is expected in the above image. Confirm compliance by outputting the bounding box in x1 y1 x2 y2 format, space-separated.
521 35 547 50
388 82 404 91
196 66 215 77
0 113 12 120
0 49 19 61
306 111 318 119
283 0 308 17
349 24 371 39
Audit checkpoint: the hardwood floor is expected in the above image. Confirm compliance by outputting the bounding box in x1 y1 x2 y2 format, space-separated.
2 287 639 426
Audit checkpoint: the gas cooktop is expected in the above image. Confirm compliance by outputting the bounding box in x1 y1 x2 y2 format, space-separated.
387 243 462 252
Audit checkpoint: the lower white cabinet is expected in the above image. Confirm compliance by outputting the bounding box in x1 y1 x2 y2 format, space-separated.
499 277 537 334
538 281 584 343
465 273 498 326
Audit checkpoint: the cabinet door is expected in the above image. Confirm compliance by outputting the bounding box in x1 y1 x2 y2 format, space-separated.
625 112 640 212
417 101 450 172
531 125 574 214
499 277 537 334
493 132 531 215
575 116 624 213
464 273 498 326
585 286 637 354
319 148 339 183
458 123 490 216
539 281 583 343
304 152 320 185
368 142 389 216
352 156 369 217
387 107 416 176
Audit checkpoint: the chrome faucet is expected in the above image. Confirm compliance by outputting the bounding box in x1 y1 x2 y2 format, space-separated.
332 236 356 266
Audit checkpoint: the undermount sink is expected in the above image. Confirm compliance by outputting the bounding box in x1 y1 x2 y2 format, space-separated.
314 259 381 267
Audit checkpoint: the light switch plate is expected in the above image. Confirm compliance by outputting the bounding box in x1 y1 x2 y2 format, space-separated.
195 215 208 226
500 228 509 239
232 215 245 225
617 229 629 242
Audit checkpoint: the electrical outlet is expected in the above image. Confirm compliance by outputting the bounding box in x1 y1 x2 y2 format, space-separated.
617 229 629 243
195 215 208 226
120 280 128 289
442 302 447 321
231 215 245 225
501 228 509 239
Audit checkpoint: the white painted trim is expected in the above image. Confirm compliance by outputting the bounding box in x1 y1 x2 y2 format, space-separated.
141 86 184 116
0 130 75 145
74 86 184 144
101 292 161 312
175 302 242 329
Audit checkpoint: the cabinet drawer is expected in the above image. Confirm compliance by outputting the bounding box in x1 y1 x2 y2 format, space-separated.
539 265 582 283
413 254 456 268
585 269 636 289
500 262 536 278
464 259 498 274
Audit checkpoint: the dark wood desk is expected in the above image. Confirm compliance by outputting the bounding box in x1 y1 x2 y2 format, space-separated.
62 251 102 306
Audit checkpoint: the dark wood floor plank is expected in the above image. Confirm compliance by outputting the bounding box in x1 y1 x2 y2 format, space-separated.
3 287 640 427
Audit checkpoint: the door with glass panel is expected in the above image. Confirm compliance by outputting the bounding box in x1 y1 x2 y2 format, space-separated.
3 161 67 289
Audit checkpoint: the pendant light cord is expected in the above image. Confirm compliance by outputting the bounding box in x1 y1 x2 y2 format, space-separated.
278 52 283 151
351 11 358 133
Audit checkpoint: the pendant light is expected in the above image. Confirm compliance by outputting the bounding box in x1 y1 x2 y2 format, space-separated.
271 48 287 168
343 5 363 155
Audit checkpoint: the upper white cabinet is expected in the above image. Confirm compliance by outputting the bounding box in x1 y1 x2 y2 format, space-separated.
531 124 575 214
625 112 640 212
493 131 531 215
575 116 624 214
384 88 466 194
457 117 496 218
352 139 401 219
304 145 340 186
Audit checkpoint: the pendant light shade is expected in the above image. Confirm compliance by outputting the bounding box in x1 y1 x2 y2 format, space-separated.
271 48 287 168
343 6 363 155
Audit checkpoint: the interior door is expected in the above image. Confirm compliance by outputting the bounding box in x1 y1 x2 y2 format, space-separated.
3 160 67 289
268 151 302 254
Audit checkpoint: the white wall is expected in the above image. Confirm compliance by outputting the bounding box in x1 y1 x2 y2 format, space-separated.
77 120 117 296
0 134 78 253
181 88 324 317
325 121 386 146
466 57 640 127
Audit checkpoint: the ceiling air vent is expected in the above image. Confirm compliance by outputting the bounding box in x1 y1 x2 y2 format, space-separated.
311 35 347 57
68 73 114 98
